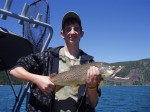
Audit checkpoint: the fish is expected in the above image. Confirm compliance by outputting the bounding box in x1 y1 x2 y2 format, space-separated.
50 62 123 87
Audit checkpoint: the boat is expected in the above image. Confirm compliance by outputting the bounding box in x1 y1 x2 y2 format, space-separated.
0 0 53 111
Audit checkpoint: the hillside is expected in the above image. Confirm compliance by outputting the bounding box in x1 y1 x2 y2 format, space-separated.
0 71 24 85
107 58 150 86
0 58 150 85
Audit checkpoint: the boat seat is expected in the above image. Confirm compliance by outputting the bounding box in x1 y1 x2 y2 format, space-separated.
0 27 34 71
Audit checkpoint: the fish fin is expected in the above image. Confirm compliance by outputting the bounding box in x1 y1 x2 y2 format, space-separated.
55 85 64 92
70 65 81 69
73 84 80 93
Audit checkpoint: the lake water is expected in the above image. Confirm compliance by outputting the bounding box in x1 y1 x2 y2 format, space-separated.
0 86 150 112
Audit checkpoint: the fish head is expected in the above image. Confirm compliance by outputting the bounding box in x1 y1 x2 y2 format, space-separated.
99 65 123 79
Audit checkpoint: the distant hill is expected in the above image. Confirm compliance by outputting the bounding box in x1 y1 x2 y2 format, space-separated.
105 58 150 86
0 71 23 85
0 58 150 85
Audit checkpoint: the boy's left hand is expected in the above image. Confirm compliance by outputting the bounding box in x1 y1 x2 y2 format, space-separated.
86 66 102 88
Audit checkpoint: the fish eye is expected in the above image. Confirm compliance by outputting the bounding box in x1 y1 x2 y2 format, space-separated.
111 66 116 70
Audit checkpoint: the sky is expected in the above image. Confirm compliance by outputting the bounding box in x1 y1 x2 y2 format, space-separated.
0 0 150 63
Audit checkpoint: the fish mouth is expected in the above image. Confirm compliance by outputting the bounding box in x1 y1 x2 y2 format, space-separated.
112 66 124 75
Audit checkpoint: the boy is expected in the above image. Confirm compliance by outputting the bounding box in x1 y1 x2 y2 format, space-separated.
10 11 101 112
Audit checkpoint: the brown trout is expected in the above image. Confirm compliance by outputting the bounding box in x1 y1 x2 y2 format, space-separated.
50 62 123 87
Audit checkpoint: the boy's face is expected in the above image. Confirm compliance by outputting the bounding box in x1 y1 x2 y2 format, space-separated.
61 22 84 46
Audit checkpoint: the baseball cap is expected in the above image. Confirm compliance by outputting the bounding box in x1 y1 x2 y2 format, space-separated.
62 11 82 29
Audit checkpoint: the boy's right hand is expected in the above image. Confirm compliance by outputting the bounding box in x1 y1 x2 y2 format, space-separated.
33 75 55 95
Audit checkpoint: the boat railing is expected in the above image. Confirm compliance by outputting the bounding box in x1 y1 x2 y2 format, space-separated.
0 0 53 52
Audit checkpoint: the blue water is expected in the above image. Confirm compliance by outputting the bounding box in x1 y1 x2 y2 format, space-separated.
95 86 150 112
0 85 26 112
0 86 150 112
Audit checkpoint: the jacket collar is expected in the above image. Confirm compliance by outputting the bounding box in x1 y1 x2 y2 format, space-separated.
47 46 94 63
